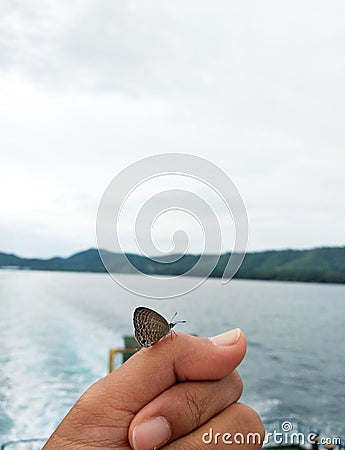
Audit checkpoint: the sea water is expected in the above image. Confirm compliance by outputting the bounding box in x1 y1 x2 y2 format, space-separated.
0 270 344 443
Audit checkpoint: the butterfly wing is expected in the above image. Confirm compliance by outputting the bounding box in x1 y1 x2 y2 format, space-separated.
133 307 170 347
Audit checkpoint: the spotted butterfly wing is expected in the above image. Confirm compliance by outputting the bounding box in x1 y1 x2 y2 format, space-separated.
133 307 172 348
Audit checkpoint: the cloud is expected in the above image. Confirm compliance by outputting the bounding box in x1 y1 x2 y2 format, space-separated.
1 1 343 94
0 0 344 256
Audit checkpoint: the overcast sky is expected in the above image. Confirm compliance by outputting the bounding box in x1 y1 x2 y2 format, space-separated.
1 0 344 258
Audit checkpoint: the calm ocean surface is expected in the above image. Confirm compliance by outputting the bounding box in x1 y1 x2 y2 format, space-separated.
0 270 344 444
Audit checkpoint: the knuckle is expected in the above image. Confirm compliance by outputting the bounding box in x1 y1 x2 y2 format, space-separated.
183 386 205 428
235 403 265 446
72 390 133 433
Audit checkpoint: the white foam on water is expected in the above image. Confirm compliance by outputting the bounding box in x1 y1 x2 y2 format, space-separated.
248 398 282 419
0 271 125 442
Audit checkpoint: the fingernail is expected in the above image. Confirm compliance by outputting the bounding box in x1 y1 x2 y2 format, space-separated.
132 416 171 450
209 328 241 346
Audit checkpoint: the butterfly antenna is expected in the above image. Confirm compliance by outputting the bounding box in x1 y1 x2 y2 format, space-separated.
170 312 186 326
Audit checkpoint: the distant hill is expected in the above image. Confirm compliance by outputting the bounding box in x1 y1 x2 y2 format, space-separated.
0 246 344 284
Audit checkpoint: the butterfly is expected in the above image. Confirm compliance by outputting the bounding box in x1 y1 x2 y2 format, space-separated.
133 306 186 348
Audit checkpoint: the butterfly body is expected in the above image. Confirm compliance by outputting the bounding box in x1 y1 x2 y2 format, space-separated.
133 306 185 348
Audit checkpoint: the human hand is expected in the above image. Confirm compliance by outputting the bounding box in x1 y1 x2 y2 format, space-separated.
43 329 264 449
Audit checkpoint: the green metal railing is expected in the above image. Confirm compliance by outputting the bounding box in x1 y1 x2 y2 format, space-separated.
108 335 138 372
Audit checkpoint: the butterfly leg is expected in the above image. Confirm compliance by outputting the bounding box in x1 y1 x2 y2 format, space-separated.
170 329 177 341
